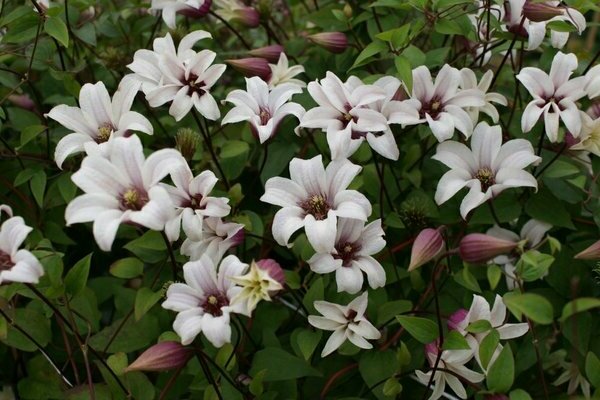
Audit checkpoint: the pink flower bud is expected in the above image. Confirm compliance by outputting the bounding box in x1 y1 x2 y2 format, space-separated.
256 258 285 287
226 58 271 81
447 308 468 331
248 45 284 63
231 7 260 28
523 1 564 22
587 103 600 119
408 228 445 271
8 94 35 111
575 239 600 260
178 0 211 18
308 32 348 54
231 227 245 247
459 233 517 264
125 341 192 372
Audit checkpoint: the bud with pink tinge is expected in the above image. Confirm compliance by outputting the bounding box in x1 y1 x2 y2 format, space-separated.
248 45 284 63
459 233 517 264
8 94 35 111
523 1 564 22
125 341 192 372
226 58 271 81
588 103 600 119
256 259 285 287
447 308 468 331
231 7 260 28
575 239 600 260
308 32 348 54
178 0 211 18
408 228 445 271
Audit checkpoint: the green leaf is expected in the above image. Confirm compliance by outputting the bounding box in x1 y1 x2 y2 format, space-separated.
350 40 387 70
134 288 163 321
296 329 322 361
2 309 52 351
249 369 267 396
509 389 533 400
516 250 554 282
394 55 412 93
479 329 500 370
124 231 167 263
487 345 514 393
249 348 321 381
454 266 482 293
442 330 471 350
525 189 574 229
503 292 553 325
107 352 128 376
359 350 398 399
220 140 249 158
302 277 324 314
109 258 144 279
44 16 69 47
560 298 600 322
19 125 46 148
30 170 46 207
89 315 160 353
395 315 438 344
585 352 600 388
64 254 92 296
382 378 402 396
376 300 412 326
466 320 492 333
487 264 503 290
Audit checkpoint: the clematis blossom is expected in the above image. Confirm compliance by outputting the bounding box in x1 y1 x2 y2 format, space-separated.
260 155 371 252
517 51 587 142
65 135 185 251
433 122 540 219
180 217 244 262
222 77 305 143
46 79 153 168
308 292 381 357
267 52 306 89
459 69 507 124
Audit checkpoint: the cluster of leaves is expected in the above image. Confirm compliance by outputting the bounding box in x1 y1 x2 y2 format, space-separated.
1 0 600 399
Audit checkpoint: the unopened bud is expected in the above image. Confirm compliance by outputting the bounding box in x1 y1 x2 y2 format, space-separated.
178 0 211 18
256 259 285 288
125 341 192 372
408 228 445 271
587 103 600 119
447 308 468 331
226 58 271 81
459 233 518 264
575 239 600 260
343 3 353 18
8 94 35 111
175 128 199 161
308 32 348 54
523 1 564 22
248 45 284 63
231 7 260 28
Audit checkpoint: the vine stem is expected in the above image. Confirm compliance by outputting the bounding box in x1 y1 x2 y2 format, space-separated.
161 231 179 281
191 109 231 190
209 11 250 50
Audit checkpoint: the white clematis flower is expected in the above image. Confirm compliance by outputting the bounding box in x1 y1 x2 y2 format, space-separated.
267 53 306 89
570 112 600 157
459 69 507 124
308 292 380 357
0 210 44 285
229 260 284 314
46 79 153 168
400 64 486 142
308 218 386 294
163 167 231 242
416 342 484 400
222 77 305 144
300 72 389 159
127 30 225 121
181 217 244 262
517 52 587 142
260 155 371 252
487 219 552 289
433 122 540 219
162 254 249 347
65 135 185 251
150 0 211 30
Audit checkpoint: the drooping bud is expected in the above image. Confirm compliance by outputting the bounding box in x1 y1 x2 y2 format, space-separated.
175 128 199 161
447 308 468 331
256 259 285 288
178 0 211 18
125 341 192 372
307 32 348 54
575 239 600 260
230 7 260 28
523 1 564 22
459 233 518 264
226 58 271 81
8 94 35 111
408 228 445 271
248 45 284 63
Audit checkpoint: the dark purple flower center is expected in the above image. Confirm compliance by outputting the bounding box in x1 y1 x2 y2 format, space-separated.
259 108 271 125
202 292 229 316
420 96 444 119
474 167 495 192
0 251 14 272
120 188 149 211
186 73 207 97
300 194 331 220
334 241 360 267
346 309 358 321
185 194 206 210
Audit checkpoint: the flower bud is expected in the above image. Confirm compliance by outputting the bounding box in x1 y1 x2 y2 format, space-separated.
256 258 285 287
178 0 211 18
231 7 260 28
248 45 284 63
523 1 564 22
231 226 245 247
587 102 600 119
459 233 517 264
343 3 353 18
308 32 348 54
226 58 271 81
125 341 192 372
447 308 468 331
408 228 445 271
175 128 199 161
575 239 600 260
8 94 35 111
